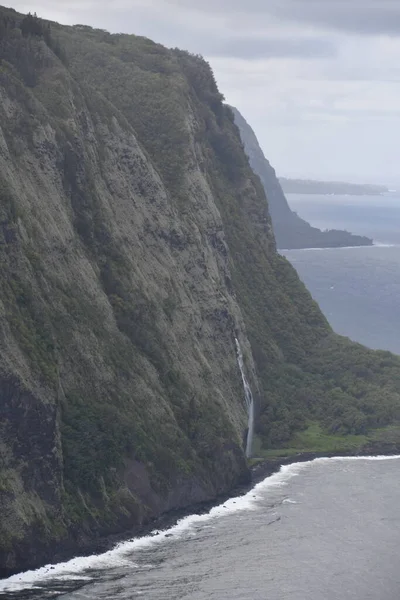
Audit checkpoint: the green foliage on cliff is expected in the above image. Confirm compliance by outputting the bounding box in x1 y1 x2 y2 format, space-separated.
60 28 190 195
1 7 400 574
2 10 400 465
0 12 250 566
0 9 65 87
179 85 400 452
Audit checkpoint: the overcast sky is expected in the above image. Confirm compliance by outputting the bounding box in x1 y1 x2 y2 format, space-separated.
6 1 400 184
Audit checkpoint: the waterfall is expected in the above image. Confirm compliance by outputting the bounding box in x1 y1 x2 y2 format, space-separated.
235 338 255 458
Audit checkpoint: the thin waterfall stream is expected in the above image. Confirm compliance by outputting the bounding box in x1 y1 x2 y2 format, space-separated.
235 338 255 458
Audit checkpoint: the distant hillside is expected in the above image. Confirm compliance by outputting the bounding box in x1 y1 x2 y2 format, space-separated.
280 178 388 196
231 107 373 249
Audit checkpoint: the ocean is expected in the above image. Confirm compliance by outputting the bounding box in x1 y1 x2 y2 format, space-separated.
282 192 400 355
1 457 400 599
1 192 400 600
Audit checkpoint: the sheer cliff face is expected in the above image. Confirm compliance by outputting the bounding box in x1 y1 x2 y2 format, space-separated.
0 17 251 572
229 106 294 227
231 107 373 249
4 10 393 576
0 11 332 571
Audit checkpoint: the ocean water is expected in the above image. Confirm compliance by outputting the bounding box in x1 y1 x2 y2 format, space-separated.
1 457 400 600
286 192 400 246
283 193 400 354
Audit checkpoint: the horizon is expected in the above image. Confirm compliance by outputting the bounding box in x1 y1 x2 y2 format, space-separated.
278 175 398 188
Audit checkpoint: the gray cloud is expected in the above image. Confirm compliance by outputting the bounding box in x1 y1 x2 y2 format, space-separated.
13 0 400 37
267 1 400 37
205 37 336 59
9 1 337 60
164 0 400 37
5 0 400 183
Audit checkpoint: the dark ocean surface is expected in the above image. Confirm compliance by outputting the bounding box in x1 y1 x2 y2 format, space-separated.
283 193 400 354
1 457 400 600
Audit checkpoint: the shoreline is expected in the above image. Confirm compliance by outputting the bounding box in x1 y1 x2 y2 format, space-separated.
280 243 381 252
2 445 400 582
249 446 400 485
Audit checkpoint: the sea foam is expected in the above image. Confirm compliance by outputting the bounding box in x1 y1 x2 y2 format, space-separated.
1 455 399 593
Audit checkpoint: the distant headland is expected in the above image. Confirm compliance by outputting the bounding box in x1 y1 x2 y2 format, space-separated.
230 107 374 249
280 178 389 196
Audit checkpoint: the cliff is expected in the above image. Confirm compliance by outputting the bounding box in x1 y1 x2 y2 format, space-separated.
231 107 373 249
1 9 400 576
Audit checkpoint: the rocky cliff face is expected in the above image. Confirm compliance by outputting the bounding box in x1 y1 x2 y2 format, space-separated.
1 8 400 577
231 107 373 249
0 8 300 574
0 10 257 574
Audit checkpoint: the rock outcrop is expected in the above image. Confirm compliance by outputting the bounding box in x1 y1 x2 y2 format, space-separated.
231 107 373 249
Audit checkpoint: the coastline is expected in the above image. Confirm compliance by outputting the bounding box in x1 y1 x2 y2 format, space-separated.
281 242 399 252
280 243 374 252
250 445 400 485
2 443 400 582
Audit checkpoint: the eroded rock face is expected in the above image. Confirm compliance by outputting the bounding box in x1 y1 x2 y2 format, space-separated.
0 376 62 574
1 9 374 576
0 10 259 574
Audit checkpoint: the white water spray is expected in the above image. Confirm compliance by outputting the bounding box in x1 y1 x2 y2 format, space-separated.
1 455 400 594
235 338 255 458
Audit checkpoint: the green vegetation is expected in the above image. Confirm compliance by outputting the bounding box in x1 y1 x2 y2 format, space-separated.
0 10 65 87
186 97 400 453
0 181 57 382
60 28 191 196
255 423 368 457
1 7 400 573
2 10 400 460
3 11 400 468
254 423 400 459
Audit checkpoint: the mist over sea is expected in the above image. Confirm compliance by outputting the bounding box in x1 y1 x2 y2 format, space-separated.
282 192 400 355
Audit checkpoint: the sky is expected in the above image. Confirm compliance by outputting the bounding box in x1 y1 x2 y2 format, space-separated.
5 1 400 185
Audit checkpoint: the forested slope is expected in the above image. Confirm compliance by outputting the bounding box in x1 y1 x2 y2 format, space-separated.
0 8 399 575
